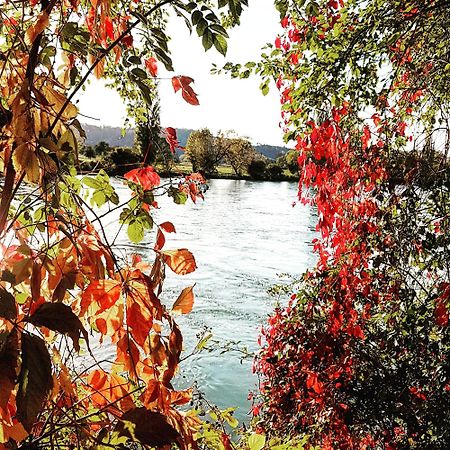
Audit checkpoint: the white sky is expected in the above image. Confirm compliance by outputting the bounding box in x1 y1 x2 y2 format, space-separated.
76 0 285 147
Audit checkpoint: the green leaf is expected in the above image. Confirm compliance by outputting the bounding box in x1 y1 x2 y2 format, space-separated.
17 334 53 432
213 34 227 56
168 187 188 205
248 433 266 450
128 219 145 243
192 10 202 26
209 23 229 38
131 67 148 79
202 29 214 51
196 18 208 36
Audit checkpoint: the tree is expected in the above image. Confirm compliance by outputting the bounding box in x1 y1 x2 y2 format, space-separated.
227 1 450 448
185 128 226 175
0 0 249 448
247 157 268 179
220 134 256 176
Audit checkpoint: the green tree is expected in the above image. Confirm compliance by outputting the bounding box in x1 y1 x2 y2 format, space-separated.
185 128 226 175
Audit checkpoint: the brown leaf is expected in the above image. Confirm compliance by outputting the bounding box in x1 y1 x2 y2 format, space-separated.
172 285 195 315
0 286 16 320
25 12 49 45
13 143 40 183
17 334 53 432
161 249 197 275
116 407 181 448
28 302 89 353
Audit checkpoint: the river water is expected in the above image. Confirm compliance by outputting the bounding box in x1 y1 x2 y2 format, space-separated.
98 178 317 422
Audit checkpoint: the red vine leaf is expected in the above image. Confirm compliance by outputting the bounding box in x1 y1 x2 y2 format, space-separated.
171 76 199 105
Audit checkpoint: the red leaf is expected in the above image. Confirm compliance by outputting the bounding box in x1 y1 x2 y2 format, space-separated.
171 76 199 105
124 167 160 190
144 56 158 77
160 221 176 233
154 229 166 252
435 300 449 327
165 127 183 153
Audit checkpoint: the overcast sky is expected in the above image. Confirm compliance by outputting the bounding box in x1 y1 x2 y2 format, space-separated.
76 0 285 146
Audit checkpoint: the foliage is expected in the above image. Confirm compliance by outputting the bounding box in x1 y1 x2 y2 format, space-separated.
220 133 256 176
233 0 450 449
0 0 249 448
185 128 226 175
247 158 268 180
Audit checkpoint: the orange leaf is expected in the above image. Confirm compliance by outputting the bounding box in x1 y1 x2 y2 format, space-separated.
172 285 195 315
126 301 152 347
81 279 121 315
161 249 196 275
25 11 49 45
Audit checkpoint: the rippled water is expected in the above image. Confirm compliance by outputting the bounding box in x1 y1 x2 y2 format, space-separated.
98 178 317 422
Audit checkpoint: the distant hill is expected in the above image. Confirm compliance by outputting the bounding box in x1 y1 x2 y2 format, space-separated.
82 124 288 160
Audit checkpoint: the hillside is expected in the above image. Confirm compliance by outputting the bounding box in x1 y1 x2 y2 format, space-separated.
82 124 288 160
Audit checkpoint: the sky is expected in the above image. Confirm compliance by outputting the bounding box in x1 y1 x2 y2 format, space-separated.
75 0 286 147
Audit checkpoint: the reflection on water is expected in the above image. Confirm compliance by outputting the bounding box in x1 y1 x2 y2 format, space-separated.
99 178 317 422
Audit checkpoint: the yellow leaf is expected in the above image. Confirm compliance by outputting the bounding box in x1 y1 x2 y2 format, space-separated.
25 12 49 45
172 284 195 315
42 85 78 120
13 143 40 183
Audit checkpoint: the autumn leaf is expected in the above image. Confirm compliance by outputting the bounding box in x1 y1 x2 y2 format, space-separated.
161 249 197 275
165 127 183 153
124 166 161 190
171 76 200 105
28 302 90 352
154 229 165 252
144 56 158 77
81 279 121 315
160 221 176 233
17 334 53 432
116 407 181 447
25 11 49 45
172 285 195 315
13 143 40 184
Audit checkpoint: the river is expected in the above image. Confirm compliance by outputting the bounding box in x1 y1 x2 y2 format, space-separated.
97 178 317 423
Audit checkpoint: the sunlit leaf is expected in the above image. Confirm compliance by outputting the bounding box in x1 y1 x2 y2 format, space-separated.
161 249 197 275
172 285 195 314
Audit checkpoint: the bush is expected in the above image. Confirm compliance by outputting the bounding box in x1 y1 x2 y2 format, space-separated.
247 158 267 179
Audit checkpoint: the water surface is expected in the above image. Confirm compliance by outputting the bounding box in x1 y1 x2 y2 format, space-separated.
100 179 317 422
